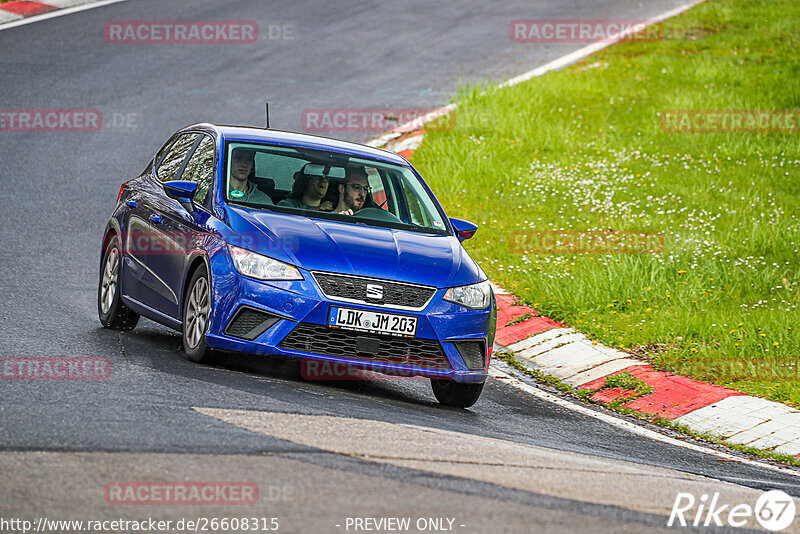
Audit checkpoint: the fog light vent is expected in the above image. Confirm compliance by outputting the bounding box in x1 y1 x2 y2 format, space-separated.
225 307 280 340
454 340 486 370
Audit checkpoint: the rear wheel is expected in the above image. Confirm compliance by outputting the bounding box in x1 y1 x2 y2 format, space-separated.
430 379 484 408
98 235 139 330
182 265 214 363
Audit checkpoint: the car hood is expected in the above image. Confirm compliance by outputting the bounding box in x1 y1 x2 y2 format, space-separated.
226 207 484 288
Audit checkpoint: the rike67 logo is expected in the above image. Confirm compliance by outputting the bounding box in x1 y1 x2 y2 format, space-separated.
669 490 796 531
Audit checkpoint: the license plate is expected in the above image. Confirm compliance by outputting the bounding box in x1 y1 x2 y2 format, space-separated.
328 306 417 337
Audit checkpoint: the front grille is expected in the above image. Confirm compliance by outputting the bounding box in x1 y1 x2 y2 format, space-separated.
312 272 435 310
224 307 280 340
454 340 487 370
279 323 451 371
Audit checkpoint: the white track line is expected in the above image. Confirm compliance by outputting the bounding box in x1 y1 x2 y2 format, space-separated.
499 0 707 89
367 0 706 147
0 0 128 31
489 365 800 478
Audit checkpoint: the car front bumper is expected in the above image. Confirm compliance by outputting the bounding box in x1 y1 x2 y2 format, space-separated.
205 257 495 383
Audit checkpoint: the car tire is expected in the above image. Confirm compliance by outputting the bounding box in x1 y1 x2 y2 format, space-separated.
98 235 140 330
430 379 484 408
182 264 214 363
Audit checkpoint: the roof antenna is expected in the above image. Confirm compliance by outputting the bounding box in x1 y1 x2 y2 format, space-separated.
265 102 270 129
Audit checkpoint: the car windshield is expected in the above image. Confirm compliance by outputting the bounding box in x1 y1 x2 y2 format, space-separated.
223 142 449 235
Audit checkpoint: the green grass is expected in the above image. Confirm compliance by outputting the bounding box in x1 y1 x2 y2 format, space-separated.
505 312 535 326
598 372 654 405
415 0 800 407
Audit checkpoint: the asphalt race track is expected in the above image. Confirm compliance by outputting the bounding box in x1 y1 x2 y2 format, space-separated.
0 1 798 532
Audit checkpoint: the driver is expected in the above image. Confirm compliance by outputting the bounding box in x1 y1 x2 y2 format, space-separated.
228 147 273 205
333 165 370 215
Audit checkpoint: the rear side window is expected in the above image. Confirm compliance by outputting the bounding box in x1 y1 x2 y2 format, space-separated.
157 133 198 182
154 136 176 168
182 135 215 205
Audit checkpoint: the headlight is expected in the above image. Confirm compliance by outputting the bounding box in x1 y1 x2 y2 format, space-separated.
443 280 492 310
228 245 303 281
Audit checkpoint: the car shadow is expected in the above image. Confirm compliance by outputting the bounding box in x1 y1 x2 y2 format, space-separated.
110 318 439 409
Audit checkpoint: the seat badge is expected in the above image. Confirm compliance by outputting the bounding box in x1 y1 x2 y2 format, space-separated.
365 284 383 300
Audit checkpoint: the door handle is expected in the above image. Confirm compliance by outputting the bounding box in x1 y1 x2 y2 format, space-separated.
126 199 137 208
149 213 163 224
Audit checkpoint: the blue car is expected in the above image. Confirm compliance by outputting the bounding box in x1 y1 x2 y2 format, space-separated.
99 123 496 407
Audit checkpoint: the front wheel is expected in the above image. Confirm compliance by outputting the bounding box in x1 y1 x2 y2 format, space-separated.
430 379 484 408
98 235 139 330
182 265 214 363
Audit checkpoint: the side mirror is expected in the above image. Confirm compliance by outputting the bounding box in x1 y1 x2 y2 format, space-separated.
450 217 478 242
164 180 199 213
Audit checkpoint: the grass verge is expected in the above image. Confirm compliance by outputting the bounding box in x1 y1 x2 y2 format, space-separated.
415 0 800 407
